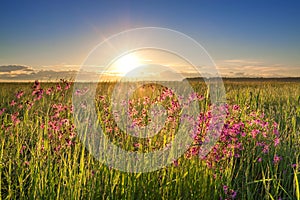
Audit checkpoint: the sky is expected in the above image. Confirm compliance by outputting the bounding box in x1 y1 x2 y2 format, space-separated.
0 0 300 81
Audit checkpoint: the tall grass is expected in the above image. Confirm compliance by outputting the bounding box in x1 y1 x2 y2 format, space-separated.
0 79 299 199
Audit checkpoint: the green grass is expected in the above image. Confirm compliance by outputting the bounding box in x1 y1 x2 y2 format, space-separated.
0 79 299 199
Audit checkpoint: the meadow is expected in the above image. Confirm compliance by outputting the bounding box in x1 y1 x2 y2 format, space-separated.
0 78 299 199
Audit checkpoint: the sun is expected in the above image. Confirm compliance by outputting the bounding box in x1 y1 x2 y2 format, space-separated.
110 53 142 75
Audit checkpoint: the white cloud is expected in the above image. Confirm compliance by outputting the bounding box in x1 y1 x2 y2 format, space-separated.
216 59 300 77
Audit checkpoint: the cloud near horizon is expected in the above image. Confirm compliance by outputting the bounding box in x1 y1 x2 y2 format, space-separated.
0 65 34 73
216 59 300 78
0 61 299 82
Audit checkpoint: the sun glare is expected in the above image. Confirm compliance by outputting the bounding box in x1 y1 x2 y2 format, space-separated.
111 53 142 75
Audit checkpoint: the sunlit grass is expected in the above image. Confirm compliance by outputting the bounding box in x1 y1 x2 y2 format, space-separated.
0 79 299 199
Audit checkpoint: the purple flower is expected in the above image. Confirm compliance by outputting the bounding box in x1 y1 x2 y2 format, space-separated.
231 190 237 198
292 163 297 168
189 92 198 101
274 138 280 147
10 100 16 107
46 87 53 95
262 145 269 154
233 105 240 110
172 159 179 167
0 108 6 115
65 82 71 90
273 154 281 164
251 129 259 138
273 128 279 136
11 112 20 125
33 80 40 90
16 91 24 99
56 84 62 91
223 185 228 192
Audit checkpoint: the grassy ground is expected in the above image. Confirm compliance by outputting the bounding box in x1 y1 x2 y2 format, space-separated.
0 79 299 199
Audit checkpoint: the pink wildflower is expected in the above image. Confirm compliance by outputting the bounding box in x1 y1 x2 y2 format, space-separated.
10 100 16 106
274 138 280 147
273 154 281 164
172 159 179 167
16 91 24 99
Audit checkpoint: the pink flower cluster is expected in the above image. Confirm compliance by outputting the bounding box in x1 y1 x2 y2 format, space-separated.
222 185 237 199
184 103 281 170
0 79 75 154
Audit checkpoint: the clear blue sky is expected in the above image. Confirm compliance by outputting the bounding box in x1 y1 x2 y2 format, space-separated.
0 0 299 78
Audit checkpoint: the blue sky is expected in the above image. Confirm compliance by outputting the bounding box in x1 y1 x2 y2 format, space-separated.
0 0 299 80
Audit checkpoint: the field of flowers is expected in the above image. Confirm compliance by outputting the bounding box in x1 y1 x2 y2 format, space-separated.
0 79 299 199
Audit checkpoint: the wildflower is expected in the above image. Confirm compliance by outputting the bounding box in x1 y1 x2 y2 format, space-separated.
54 145 61 152
262 145 269 154
26 101 34 110
274 138 280 146
10 100 16 106
46 87 53 95
61 118 69 126
256 141 264 147
230 190 237 199
172 159 179 167
66 139 72 147
20 145 26 154
33 80 40 90
70 105 74 113
251 129 259 139
189 92 198 101
190 146 199 156
76 87 89 96
56 84 62 91
223 185 228 192
11 112 20 125
233 105 240 110
261 121 269 128
69 132 76 139
106 126 113 133
0 108 6 115
273 154 281 164
197 94 204 101
262 131 267 138
65 82 71 90
32 89 44 101
234 154 240 158
16 91 24 99
273 128 279 136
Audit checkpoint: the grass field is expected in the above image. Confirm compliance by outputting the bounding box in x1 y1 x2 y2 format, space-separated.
0 79 299 199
